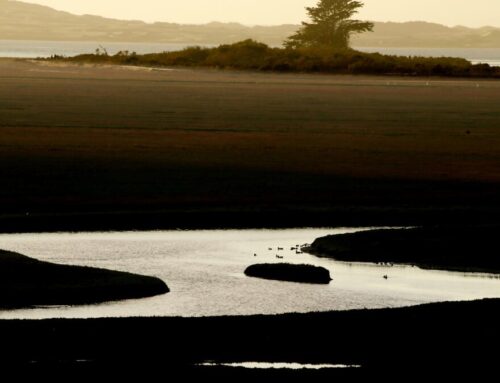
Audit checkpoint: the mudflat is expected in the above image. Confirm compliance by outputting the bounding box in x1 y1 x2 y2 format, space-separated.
1 58 500 230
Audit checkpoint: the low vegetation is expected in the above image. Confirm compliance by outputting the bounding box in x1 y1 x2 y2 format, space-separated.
304 225 500 273
1 299 499 374
245 263 332 284
3 59 500 232
54 39 500 78
0 250 169 308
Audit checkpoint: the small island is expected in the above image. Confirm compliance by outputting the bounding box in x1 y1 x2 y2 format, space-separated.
0 249 169 308
244 263 332 284
48 0 500 78
304 226 500 274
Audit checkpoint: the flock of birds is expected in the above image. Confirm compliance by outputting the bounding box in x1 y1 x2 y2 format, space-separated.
253 244 307 260
253 245 393 280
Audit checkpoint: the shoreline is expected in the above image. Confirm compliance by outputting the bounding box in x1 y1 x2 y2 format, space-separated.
0 250 169 308
1 207 500 234
304 226 500 274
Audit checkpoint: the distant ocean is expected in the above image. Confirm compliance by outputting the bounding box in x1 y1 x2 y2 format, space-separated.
0 40 209 59
1 40 500 66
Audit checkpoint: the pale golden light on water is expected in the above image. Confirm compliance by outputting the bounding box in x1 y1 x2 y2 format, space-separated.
0 229 499 319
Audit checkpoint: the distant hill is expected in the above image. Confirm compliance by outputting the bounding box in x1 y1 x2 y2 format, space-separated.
2 0 500 47
352 21 500 48
0 0 297 45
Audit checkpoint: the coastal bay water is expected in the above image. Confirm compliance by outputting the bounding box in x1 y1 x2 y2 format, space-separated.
0 228 499 319
1 40 500 66
0 40 211 58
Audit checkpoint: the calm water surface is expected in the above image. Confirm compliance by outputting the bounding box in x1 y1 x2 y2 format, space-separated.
0 40 212 58
0 228 499 319
199 362 361 369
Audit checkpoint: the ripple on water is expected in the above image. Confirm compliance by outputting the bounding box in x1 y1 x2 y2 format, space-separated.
0 228 499 319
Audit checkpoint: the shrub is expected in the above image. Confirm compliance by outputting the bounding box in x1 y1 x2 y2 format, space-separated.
53 40 500 78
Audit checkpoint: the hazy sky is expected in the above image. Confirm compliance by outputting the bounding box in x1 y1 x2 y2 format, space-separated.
24 0 500 27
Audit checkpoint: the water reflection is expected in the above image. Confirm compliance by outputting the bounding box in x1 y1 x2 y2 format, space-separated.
199 362 361 369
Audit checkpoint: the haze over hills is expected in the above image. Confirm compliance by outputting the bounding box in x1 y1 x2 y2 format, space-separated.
353 21 500 48
2 0 500 47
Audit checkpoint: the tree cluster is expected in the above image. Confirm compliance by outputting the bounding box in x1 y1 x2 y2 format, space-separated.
285 0 374 49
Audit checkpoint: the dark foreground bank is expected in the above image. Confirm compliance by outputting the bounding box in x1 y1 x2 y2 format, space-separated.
305 225 500 273
1 299 498 378
0 250 168 308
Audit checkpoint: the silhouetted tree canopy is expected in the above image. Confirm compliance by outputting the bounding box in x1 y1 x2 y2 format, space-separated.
285 0 374 49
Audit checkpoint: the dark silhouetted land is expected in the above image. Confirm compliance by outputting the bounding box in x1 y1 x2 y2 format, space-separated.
1 299 499 377
1 59 500 231
245 263 332 284
0 249 168 308
305 225 500 273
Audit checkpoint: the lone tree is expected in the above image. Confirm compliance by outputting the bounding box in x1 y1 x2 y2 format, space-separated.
285 0 374 49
